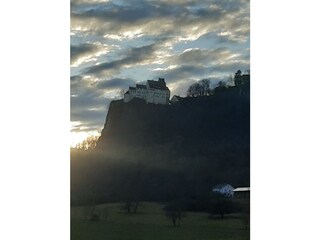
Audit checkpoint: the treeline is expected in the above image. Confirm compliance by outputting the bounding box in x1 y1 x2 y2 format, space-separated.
187 79 212 97
186 69 249 97
74 135 99 150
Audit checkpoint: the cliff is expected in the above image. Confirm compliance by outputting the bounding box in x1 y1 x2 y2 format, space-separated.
71 86 250 204
96 86 250 157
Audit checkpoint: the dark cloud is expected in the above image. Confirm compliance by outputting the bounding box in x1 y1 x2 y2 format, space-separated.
70 75 86 95
211 62 250 74
71 107 108 126
72 3 153 23
155 65 213 83
83 43 158 77
70 75 83 84
71 0 249 38
71 86 106 110
94 78 136 90
95 1 243 20
71 43 99 64
71 0 187 23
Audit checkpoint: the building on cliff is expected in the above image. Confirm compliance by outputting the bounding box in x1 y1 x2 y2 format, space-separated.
124 78 170 105
234 70 250 87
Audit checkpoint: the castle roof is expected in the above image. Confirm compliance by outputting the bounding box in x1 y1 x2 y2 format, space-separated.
147 80 169 90
136 84 147 89
129 87 136 90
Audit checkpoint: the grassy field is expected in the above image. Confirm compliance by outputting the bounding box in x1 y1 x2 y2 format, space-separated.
71 202 249 240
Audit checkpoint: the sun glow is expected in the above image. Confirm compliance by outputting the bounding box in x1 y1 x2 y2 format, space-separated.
70 121 100 148
70 132 91 148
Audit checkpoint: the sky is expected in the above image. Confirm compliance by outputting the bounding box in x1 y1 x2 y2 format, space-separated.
70 0 250 146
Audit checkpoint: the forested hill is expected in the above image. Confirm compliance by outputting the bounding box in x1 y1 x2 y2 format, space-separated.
96 86 249 160
71 86 249 205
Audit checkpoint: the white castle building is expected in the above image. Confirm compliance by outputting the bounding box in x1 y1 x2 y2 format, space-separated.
124 78 170 105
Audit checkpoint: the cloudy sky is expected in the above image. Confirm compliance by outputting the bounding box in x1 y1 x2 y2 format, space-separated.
70 0 250 146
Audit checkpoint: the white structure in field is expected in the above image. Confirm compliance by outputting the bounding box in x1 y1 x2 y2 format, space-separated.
124 78 170 105
233 187 250 198
212 184 234 197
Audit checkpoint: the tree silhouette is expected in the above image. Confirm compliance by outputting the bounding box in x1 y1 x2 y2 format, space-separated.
208 196 241 219
76 135 99 150
164 201 187 227
187 79 212 97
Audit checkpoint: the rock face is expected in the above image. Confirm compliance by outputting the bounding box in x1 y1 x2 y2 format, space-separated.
96 86 250 163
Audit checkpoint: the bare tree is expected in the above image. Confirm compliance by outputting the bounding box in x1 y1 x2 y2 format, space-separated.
164 201 187 227
227 74 235 86
76 135 100 150
217 81 226 88
187 79 211 97
187 83 197 97
208 197 241 219
200 79 210 95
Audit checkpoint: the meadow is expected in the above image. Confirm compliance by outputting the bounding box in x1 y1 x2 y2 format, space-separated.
71 202 249 240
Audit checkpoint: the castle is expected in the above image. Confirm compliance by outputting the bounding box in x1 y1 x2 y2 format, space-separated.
124 78 170 105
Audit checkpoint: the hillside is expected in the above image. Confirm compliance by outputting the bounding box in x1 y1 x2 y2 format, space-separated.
97 86 249 153
71 86 250 205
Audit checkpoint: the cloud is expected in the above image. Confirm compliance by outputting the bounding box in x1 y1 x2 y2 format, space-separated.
71 84 112 132
151 46 249 85
71 107 108 126
71 43 112 67
94 78 136 90
71 43 98 64
71 0 109 6
154 65 211 83
171 47 237 66
71 0 249 42
153 61 249 85
70 74 129 133
82 43 159 77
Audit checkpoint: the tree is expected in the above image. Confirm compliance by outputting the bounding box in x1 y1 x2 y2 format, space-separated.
235 70 242 77
227 74 235 86
217 81 226 88
200 79 210 95
187 79 211 97
208 196 241 219
121 166 144 214
164 201 187 227
187 82 201 97
76 135 100 150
